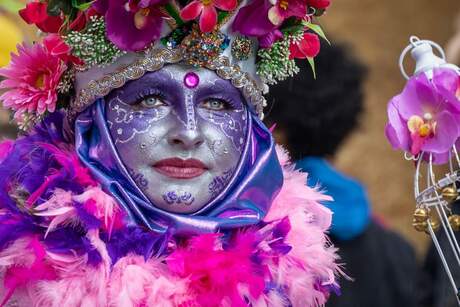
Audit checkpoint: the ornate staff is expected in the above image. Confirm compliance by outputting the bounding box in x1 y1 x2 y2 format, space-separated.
387 36 460 304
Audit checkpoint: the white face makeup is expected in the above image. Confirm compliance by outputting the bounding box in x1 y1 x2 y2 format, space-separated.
105 64 249 214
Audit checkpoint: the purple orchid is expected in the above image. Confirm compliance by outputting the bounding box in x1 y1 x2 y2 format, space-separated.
93 0 168 52
232 0 282 48
385 68 460 162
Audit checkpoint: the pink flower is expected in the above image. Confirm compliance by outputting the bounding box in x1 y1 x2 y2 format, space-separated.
268 0 308 26
385 68 460 162
180 0 237 33
0 43 66 120
289 32 320 59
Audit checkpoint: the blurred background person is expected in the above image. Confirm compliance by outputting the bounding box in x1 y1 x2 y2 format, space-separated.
266 42 418 307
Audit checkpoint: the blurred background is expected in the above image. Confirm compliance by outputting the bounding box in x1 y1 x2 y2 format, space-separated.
0 0 460 257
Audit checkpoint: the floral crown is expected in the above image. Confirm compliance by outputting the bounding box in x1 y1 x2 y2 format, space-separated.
0 0 331 130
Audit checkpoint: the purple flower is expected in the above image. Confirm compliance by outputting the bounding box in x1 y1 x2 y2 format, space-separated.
385 68 460 162
232 0 283 48
93 0 168 51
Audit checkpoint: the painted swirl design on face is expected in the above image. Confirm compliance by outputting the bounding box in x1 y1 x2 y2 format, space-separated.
107 95 169 144
162 191 195 206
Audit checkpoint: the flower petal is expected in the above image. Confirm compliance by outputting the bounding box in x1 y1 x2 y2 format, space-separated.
106 0 163 51
432 68 459 93
268 6 284 26
290 33 320 59
259 29 283 48
19 2 48 24
92 0 109 14
232 0 277 37
396 77 425 120
386 99 410 151
423 111 459 153
180 1 203 21
214 0 238 11
199 6 218 33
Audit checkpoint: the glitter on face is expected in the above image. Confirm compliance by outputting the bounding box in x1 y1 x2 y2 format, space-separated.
184 72 200 89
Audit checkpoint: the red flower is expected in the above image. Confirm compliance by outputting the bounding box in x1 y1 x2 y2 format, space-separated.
180 0 237 33
289 32 320 59
43 34 84 66
306 0 331 9
19 2 63 33
68 11 88 31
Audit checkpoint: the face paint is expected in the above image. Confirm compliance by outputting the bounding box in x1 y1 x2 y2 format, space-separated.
163 191 195 206
105 65 249 214
208 169 234 198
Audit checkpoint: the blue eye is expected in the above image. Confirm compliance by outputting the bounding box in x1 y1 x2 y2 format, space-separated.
140 95 167 108
200 99 230 111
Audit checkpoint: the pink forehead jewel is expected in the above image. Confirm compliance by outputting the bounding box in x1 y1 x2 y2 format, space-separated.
184 72 200 89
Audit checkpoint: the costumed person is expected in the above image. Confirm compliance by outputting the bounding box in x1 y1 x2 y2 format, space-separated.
267 42 418 307
0 0 341 306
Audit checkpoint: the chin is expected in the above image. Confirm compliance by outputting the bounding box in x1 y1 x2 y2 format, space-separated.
153 200 209 214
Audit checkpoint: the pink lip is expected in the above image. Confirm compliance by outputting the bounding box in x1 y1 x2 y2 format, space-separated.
153 158 208 179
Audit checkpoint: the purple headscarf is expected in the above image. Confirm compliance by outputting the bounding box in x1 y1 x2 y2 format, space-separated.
75 99 283 235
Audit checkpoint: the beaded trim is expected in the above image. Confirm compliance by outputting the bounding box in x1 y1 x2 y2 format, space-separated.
71 47 266 119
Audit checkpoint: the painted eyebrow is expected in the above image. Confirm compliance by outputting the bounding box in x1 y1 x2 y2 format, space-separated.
116 71 183 103
194 79 244 102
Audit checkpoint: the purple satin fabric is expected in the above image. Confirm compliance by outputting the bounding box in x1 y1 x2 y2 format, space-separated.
75 99 283 235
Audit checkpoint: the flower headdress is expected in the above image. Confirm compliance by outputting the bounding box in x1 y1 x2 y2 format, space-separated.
0 0 331 129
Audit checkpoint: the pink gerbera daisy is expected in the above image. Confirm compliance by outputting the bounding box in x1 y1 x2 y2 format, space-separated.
0 43 66 120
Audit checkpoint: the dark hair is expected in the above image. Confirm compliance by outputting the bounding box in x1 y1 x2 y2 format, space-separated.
265 42 367 160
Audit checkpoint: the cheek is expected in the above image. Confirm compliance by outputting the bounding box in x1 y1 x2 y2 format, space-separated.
197 109 248 153
200 120 245 172
114 123 167 163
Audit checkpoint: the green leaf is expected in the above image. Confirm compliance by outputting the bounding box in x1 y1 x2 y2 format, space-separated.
164 3 184 26
0 0 23 13
307 57 316 79
303 22 330 44
72 0 95 11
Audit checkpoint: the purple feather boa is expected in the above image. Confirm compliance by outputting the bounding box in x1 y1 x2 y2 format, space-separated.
0 113 340 306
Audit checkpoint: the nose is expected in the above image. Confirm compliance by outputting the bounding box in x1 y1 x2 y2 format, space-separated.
167 128 205 150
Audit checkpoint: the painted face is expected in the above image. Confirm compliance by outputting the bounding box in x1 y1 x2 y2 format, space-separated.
105 65 249 214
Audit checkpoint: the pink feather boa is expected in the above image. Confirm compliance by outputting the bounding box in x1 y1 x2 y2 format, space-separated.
0 146 340 307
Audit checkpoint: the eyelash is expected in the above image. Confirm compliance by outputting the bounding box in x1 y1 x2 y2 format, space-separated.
135 89 167 104
133 90 239 111
204 95 238 109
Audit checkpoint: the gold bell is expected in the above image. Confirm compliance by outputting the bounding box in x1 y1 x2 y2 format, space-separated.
413 208 430 222
449 215 460 231
441 186 458 203
429 219 440 232
412 219 428 232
